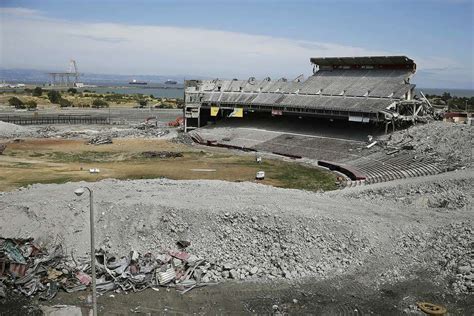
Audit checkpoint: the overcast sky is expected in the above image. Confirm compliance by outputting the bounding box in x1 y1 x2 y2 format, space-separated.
1 0 472 88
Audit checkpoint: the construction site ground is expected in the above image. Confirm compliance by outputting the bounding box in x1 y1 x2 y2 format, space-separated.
0 117 472 314
0 172 472 314
0 137 336 192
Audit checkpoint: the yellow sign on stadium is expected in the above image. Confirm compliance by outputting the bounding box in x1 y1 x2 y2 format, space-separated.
229 108 243 118
210 107 220 117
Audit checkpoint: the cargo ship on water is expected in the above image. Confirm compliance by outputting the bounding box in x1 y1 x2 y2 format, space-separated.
129 79 148 85
165 79 178 85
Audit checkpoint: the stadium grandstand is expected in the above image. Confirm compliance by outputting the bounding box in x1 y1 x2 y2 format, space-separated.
184 56 432 132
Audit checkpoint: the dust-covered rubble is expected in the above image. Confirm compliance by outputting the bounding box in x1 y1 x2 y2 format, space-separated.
346 177 473 210
378 121 472 170
1 121 173 140
0 121 35 138
1 173 472 296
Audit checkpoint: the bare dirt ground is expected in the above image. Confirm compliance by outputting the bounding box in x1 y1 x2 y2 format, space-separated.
0 137 336 192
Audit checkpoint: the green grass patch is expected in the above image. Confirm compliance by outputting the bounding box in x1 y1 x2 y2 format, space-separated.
29 152 45 158
14 176 74 188
48 151 126 163
268 163 337 192
223 157 337 191
13 162 34 168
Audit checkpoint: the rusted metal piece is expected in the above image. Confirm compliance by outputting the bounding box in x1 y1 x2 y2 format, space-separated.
417 302 447 315
169 251 191 261
9 263 26 277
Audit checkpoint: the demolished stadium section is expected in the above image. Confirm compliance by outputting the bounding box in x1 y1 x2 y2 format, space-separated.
184 56 432 132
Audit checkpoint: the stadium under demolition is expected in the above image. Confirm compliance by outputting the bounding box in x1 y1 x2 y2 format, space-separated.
184 56 450 185
0 57 472 314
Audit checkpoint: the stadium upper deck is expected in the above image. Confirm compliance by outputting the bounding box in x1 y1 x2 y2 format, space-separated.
184 56 428 131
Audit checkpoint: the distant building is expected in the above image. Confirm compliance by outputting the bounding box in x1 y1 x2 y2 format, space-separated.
444 112 473 124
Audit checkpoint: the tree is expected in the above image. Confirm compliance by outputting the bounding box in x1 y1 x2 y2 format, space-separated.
8 97 24 108
138 99 148 107
67 88 77 94
32 87 43 96
59 98 72 107
47 90 62 104
25 100 37 110
441 92 452 102
92 99 109 108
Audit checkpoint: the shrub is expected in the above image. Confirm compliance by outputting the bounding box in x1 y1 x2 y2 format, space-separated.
25 100 37 110
92 99 109 108
67 88 77 94
47 90 62 104
59 98 72 107
32 87 43 96
8 97 24 108
138 99 148 107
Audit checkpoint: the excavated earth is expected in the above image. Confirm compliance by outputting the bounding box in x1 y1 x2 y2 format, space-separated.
0 170 473 314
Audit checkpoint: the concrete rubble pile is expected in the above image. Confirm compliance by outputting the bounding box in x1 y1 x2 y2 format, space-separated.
427 223 474 295
36 126 58 138
142 151 183 159
0 237 214 300
0 121 173 140
36 126 171 139
0 121 34 139
348 177 472 210
88 136 113 145
380 121 472 170
130 208 370 282
87 135 112 145
171 132 194 145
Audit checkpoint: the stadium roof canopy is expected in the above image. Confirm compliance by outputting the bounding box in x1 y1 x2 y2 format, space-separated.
310 56 415 68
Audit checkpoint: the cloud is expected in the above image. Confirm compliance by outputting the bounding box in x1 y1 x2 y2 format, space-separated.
0 7 471 88
1 7 42 17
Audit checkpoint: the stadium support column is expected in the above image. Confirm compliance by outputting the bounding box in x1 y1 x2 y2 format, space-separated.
197 107 201 129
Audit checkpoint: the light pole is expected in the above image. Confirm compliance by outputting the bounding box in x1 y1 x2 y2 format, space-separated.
74 187 97 316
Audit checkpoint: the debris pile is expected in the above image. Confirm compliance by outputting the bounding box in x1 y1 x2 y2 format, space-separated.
346 177 472 210
135 209 370 282
380 121 472 170
171 132 194 145
142 151 183 159
0 123 173 140
88 136 113 145
0 121 33 138
36 126 58 138
0 237 214 300
132 124 170 138
0 238 62 300
427 222 473 294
